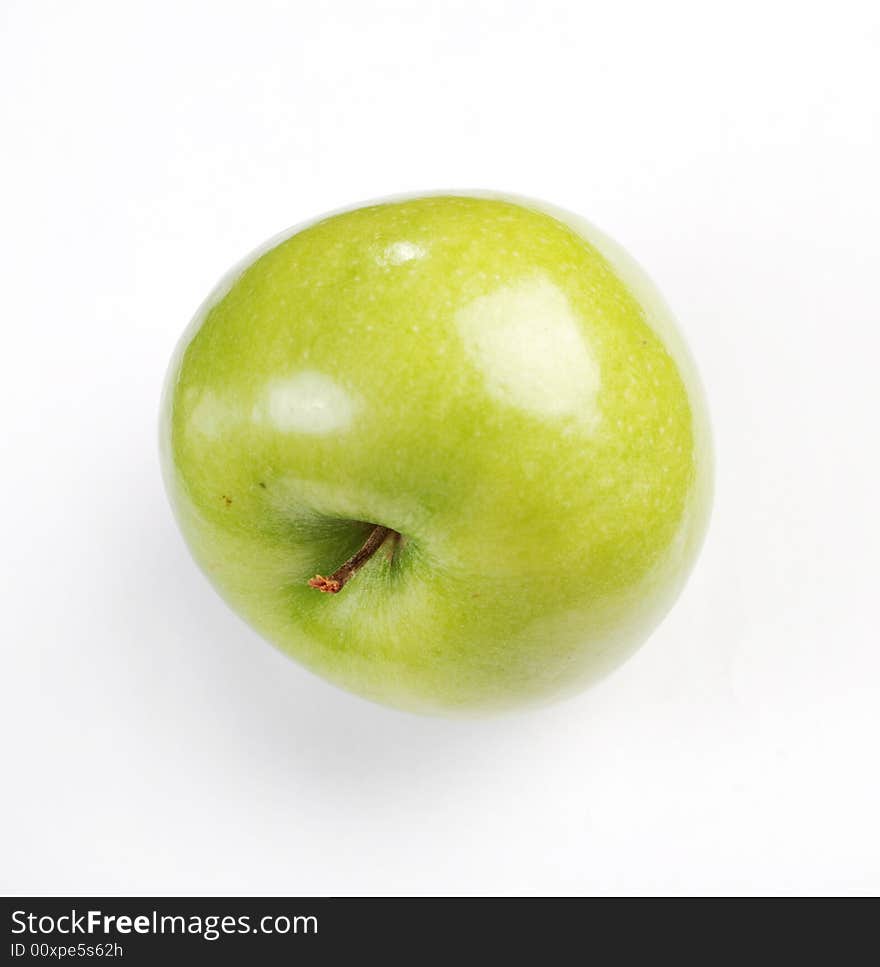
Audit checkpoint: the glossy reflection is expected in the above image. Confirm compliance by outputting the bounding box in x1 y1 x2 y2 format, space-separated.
255 371 356 435
455 274 601 426
188 388 238 440
376 240 427 266
186 371 356 442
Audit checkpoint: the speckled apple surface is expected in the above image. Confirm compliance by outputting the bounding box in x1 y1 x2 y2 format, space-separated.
161 193 712 714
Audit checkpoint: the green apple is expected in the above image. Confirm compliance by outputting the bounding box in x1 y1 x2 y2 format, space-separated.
161 193 712 714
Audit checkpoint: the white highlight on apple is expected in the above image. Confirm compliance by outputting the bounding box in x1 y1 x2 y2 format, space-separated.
455 275 601 424
188 372 357 439
189 389 231 440
258 370 357 435
377 240 427 266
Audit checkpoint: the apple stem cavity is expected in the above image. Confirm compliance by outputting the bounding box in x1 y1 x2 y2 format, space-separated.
308 524 396 594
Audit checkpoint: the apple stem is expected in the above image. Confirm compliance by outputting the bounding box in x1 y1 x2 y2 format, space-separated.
308 524 395 594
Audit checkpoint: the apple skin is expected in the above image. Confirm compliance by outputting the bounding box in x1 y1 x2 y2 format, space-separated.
161 193 712 715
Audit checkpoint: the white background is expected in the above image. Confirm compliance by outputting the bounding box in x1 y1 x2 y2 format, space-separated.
2 0 878 897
